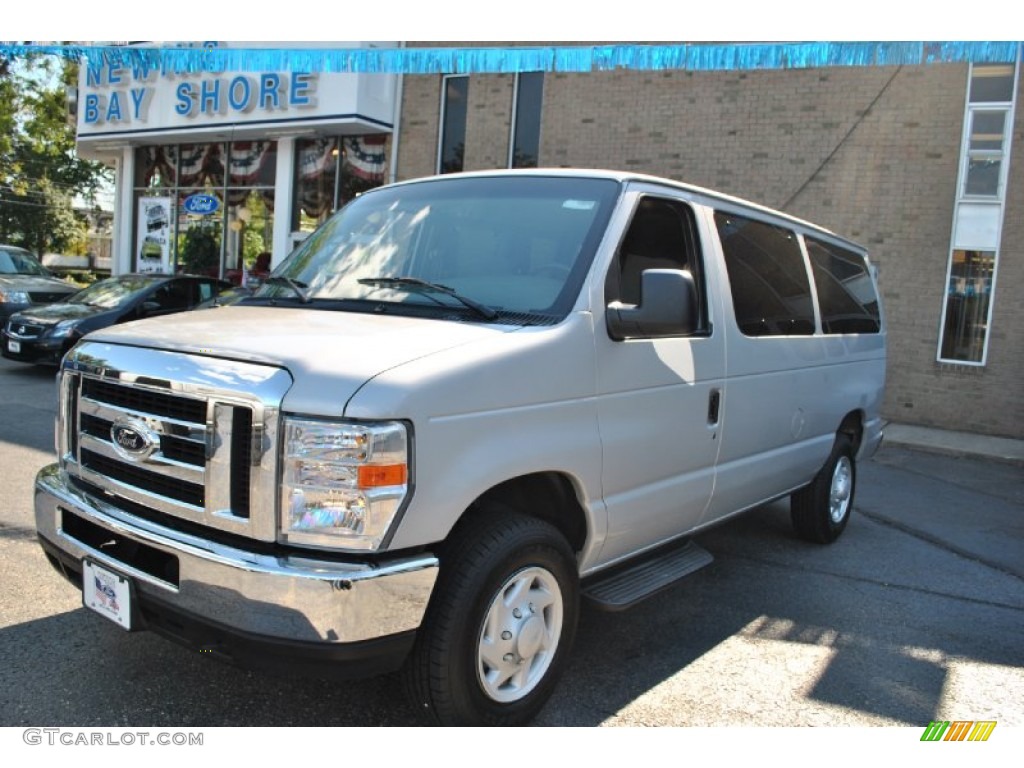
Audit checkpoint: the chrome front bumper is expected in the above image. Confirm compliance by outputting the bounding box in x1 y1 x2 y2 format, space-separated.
35 464 439 648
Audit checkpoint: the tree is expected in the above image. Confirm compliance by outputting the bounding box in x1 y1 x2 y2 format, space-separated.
0 52 111 255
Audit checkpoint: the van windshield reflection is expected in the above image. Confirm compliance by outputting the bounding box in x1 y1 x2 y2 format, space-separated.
255 175 620 323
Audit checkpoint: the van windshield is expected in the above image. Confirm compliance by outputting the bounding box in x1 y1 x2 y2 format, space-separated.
257 175 620 323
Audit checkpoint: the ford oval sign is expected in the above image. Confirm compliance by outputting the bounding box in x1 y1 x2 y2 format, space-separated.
110 420 160 462
182 194 220 216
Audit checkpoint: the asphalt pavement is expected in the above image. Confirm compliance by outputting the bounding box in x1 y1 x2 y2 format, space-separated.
869 423 1024 580
0 357 1021 731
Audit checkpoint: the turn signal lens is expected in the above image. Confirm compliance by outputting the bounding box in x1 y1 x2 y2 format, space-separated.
358 463 408 488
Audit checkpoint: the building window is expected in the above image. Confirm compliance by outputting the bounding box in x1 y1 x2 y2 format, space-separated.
938 61 1019 365
438 75 469 174
292 136 387 233
940 250 995 362
963 109 1007 197
133 141 276 282
509 72 543 168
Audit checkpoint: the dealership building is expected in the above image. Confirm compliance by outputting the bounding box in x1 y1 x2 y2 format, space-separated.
75 42 1023 439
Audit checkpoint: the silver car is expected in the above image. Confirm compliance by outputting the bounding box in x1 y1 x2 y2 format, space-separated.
0 245 79 323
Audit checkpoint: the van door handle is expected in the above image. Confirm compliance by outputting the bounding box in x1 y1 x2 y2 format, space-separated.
708 389 721 425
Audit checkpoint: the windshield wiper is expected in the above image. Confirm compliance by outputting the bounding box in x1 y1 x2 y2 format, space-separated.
357 276 498 320
264 276 311 304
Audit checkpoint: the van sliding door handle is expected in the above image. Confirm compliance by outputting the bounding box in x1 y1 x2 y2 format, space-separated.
708 389 721 425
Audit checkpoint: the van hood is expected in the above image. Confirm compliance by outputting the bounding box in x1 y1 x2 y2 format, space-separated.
81 305 518 417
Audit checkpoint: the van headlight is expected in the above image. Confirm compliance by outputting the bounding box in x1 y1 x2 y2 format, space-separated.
280 417 409 551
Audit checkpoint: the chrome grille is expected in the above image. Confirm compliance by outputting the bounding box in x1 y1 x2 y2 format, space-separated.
58 341 292 542
6 321 46 339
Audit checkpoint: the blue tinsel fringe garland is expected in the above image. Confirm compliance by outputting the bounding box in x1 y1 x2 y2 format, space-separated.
0 42 1019 75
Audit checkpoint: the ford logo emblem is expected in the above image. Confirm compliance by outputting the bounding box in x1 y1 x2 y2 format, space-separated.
182 193 220 216
110 420 159 461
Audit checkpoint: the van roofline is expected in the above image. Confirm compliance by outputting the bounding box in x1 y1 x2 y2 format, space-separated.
384 168 865 252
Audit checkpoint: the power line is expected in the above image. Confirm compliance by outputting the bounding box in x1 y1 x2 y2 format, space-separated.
0 197 74 210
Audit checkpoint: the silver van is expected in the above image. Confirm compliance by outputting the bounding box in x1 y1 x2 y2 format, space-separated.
35 170 885 725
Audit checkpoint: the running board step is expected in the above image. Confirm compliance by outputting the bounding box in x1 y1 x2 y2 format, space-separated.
583 540 713 611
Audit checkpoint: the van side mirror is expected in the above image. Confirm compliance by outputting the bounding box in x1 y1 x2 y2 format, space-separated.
606 269 698 340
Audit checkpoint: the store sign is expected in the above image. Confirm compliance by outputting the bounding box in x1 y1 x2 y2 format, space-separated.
82 67 318 126
80 42 319 129
76 42 397 139
182 194 220 215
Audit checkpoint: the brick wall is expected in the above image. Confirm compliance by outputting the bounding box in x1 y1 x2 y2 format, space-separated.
395 49 1023 438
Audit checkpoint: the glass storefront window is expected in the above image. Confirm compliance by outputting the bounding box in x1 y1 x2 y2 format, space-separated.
292 136 387 233
225 189 274 284
134 146 178 189
229 141 277 188
176 189 223 277
132 141 276 278
178 143 225 188
294 138 339 232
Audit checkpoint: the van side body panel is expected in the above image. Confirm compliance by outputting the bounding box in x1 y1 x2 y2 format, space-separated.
343 313 609 563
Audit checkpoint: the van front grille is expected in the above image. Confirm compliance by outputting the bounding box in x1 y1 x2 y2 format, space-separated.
80 447 205 508
59 342 291 543
81 377 207 423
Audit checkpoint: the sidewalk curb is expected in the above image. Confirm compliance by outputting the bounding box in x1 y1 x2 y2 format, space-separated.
881 423 1024 467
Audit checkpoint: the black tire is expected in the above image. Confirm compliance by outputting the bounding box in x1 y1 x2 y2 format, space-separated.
403 507 579 726
791 433 856 544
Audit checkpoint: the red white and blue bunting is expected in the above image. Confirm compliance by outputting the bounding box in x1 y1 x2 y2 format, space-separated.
1 42 1020 74
343 136 387 181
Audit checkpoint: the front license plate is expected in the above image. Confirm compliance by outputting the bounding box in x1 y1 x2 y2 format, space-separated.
82 559 132 630
7 340 20 354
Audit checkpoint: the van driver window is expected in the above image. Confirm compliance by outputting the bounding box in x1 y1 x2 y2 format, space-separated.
610 197 707 332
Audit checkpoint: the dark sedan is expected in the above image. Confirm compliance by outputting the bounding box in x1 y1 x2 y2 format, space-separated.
2 274 231 366
0 245 79 323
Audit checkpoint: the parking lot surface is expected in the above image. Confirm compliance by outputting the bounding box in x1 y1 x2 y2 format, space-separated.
0 357 1021 728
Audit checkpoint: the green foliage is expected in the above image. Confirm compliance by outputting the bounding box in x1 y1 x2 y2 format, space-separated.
239 191 269 266
0 53 111 254
178 226 220 275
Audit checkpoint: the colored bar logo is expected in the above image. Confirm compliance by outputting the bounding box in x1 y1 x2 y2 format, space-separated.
921 721 997 742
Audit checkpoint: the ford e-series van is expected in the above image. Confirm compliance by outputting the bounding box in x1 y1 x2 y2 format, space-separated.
35 169 885 725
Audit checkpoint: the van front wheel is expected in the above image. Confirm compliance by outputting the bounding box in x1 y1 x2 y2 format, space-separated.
791 433 856 544
403 509 579 726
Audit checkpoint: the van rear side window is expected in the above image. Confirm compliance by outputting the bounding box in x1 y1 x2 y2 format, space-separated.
714 211 815 337
805 238 881 334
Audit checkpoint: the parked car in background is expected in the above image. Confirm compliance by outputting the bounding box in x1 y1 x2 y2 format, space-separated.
0 244 79 322
2 273 231 366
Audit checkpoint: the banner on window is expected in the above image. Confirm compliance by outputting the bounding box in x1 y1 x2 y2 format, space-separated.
137 197 172 274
